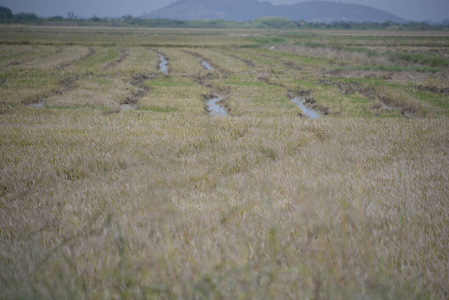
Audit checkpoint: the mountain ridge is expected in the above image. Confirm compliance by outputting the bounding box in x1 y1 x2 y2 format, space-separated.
141 0 405 23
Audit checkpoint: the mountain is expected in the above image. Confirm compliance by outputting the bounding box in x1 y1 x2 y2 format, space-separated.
141 0 405 23
280 1 404 23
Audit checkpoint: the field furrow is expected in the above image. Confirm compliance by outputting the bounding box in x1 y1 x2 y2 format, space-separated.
139 76 207 114
15 46 91 70
1 26 449 300
1 46 60 69
112 47 159 73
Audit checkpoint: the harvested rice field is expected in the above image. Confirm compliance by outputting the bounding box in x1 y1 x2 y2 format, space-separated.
1 25 448 299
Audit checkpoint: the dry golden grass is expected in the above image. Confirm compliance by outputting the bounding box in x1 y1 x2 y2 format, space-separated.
139 76 207 114
0 46 59 69
16 46 91 70
0 25 256 47
0 70 61 105
1 26 449 299
1 110 448 299
193 48 253 74
0 45 35 59
112 47 159 73
159 48 209 75
45 75 136 110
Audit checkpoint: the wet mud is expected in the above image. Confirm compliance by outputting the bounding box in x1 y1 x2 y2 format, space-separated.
120 73 152 111
120 104 138 111
27 101 45 109
288 89 329 117
381 103 394 111
24 74 80 107
258 77 286 88
416 85 449 95
193 73 217 88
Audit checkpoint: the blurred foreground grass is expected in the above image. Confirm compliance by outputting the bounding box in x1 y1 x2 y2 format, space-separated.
1 109 448 299
1 26 449 299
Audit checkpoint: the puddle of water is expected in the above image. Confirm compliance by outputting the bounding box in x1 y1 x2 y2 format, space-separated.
291 98 321 119
28 101 45 109
121 104 137 111
201 60 214 71
158 54 168 74
207 96 227 116
381 103 394 111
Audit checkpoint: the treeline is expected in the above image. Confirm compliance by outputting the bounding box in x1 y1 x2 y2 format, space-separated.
1 6 448 30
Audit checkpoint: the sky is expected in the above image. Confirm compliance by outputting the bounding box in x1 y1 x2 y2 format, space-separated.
0 0 447 22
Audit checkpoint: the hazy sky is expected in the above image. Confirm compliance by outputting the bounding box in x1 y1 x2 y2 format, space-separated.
0 0 447 22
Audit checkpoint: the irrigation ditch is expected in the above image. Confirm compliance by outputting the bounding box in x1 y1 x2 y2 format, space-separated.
182 50 216 72
287 89 329 118
158 53 169 74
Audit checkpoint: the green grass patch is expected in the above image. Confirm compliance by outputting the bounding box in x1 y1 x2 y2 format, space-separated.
74 48 120 68
247 37 288 45
254 48 339 66
335 66 443 73
295 41 449 68
139 106 178 113
149 77 194 87
225 80 264 87
46 105 109 112
415 91 449 113
94 78 113 85
387 51 449 68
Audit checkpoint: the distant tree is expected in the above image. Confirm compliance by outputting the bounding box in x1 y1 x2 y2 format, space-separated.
48 16 64 21
15 12 39 21
254 17 298 29
0 6 13 19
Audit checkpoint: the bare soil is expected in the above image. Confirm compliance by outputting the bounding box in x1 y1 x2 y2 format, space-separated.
123 73 151 105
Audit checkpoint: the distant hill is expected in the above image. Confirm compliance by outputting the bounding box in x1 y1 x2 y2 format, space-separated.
141 0 405 23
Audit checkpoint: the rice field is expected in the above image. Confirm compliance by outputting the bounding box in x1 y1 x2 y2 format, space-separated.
1 25 448 299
